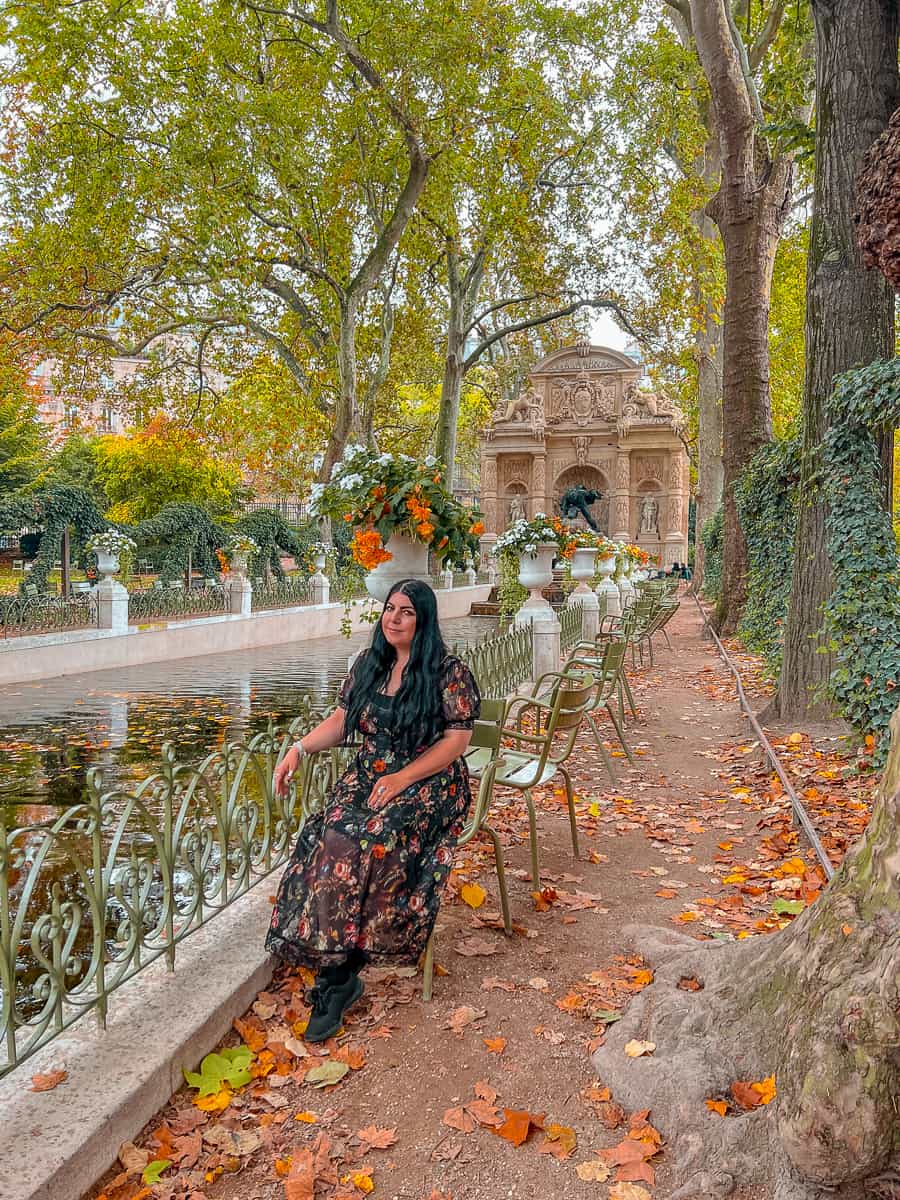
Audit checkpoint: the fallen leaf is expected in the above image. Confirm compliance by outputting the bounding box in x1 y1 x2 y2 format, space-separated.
357 1125 398 1150
608 1185 652 1200
118 1142 152 1175
350 1171 374 1194
481 977 516 992
454 936 499 957
294 1111 318 1124
751 1075 776 1105
538 1123 577 1159
492 1109 544 1147
678 976 703 992
474 1080 498 1102
575 1159 611 1181
203 1124 262 1156
730 1080 762 1110
444 1005 486 1034
442 1106 476 1134
464 1098 504 1127
141 1160 171 1186
623 1040 655 1058
284 1147 316 1200
305 1061 350 1089
194 1087 232 1113
30 1069 68 1092
527 977 549 991
483 1037 507 1054
705 1099 728 1116
460 882 487 908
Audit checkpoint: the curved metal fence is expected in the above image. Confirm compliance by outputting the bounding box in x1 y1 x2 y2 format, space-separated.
0 592 98 639
129 582 228 622
251 575 312 611
0 699 346 1076
454 622 534 698
559 600 585 654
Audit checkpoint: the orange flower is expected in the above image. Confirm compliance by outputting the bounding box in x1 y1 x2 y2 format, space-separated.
373 759 386 772
372 844 387 858
350 529 393 570
372 485 386 500
470 521 485 536
416 522 435 539
437 536 449 549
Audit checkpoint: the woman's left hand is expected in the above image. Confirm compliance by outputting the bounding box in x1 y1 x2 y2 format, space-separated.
368 772 408 809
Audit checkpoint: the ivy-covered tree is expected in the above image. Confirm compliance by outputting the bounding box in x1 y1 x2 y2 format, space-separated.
132 504 226 584
0 485 106 592
778 0 899 720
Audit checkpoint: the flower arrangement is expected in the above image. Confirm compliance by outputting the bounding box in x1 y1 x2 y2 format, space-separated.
85 529 137 556
305 541 337 572
309 445 484 570
622 543 651 567
494 513 577 559
225 534 259 558
568 529 619 556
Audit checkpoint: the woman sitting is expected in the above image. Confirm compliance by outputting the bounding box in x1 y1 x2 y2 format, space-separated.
268 579 480 1041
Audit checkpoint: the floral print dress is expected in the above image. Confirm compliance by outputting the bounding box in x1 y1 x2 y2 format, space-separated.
266 655 480 969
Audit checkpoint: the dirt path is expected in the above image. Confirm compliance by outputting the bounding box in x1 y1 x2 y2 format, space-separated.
88 599 872 1200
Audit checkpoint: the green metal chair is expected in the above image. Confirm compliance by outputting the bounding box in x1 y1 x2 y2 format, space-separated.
424 699 511 1001
565 638 637 779
469 669 595 889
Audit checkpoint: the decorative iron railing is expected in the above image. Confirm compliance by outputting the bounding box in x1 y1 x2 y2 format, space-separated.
559 600 584 653
251 575 313 611
129 582 228 622
0 592 98 639
0 701 346 1076
454 622 534 698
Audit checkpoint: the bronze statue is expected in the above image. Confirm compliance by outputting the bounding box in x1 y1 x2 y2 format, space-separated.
560 485 602 531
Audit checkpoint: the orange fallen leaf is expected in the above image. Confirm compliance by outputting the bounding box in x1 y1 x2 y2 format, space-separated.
630 969 653 987
30 1069 68 1092
751 1075 776 1105
356 1125 397 1150
483 1037 507 1054
655 888 677 899
492 1108 544 1147
538 1122 577 1159
460 882 486 909
730 1080 762 1110
841 923 853 936
294 1111 318 1124
623 1040 655 1058
678 976 703 991
464 1098 504 1128
675 911 701 923
474 1080 498 1102
705 1099 728 1117
442 1106 476 1134
608 1185 652 1200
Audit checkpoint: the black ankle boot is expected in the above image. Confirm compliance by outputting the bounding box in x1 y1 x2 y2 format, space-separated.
304 971 365 1043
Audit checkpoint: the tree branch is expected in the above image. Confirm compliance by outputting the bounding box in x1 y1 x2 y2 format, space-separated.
748 0 786 71
724 2 764 125
463 298 638 373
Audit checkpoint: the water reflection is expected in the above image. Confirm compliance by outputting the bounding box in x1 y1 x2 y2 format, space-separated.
0 616 494 823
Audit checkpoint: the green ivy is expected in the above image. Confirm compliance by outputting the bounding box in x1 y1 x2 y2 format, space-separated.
700 508 723 601
497 550 527 623
821 358 900 758
734 439 800 678
0 484 106 593
132 504 225 583
234 509 305 580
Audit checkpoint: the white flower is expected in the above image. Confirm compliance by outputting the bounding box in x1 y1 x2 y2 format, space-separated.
338 473 364 490
424 454 437 466
378 452 393 465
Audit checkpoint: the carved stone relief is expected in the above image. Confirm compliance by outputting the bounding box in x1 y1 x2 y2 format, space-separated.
634 455 664 483
573 436 590 466
533 457 546 494
614 496 630 531
502 456 530 484
482 458 497 491
615 453 630 490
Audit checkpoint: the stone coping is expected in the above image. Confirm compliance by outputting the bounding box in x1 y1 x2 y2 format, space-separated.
0 887 276 1200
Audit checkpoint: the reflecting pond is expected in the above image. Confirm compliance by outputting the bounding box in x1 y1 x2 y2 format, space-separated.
0 614 497 823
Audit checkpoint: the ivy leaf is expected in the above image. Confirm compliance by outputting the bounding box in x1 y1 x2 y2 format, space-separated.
141 1159 172 1185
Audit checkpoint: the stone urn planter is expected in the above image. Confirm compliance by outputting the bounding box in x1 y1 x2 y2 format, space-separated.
94 550 120 580
313 551 328 572
517 542 557 601
230 551 249 576
595 552 621 617
365 533 431 602
618 559 636 607
570 546 598 586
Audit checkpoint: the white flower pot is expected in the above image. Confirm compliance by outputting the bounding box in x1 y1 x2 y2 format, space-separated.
517 542 557 593
595 552 620 616
618 562 636 605
313 552 328 572
570 547 598 585
95 550 120 578
365 533 431 602
230 551 248 575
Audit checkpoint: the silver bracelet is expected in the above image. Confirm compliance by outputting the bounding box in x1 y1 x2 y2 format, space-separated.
291 740 307 759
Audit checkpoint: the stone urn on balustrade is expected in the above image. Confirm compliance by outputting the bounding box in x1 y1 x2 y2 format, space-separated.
595 550 621 618
567 546 600 642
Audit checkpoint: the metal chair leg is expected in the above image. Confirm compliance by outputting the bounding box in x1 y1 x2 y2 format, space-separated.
607 700 637 766
524 789 541 889
621 671 638 718
484 823 512 935
422 930 435 1002
587 712 618 784
560 765 580 859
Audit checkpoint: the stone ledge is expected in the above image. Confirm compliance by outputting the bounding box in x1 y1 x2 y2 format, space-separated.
0 886 276 1200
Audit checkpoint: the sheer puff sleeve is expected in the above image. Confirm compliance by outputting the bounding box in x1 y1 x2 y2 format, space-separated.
440 656 481 730
337 651 365 710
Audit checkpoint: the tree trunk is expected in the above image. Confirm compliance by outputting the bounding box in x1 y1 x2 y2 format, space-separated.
714 173 787 630
591 699 900 1199
691 208 725 591
435 245 485 475
322 298 365 480
689 0 793 634
779 0 898 719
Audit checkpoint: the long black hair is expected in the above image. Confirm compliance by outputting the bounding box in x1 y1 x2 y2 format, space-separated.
343 579 448 755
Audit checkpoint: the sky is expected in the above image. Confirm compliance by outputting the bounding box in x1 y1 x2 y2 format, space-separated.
589 308 630 351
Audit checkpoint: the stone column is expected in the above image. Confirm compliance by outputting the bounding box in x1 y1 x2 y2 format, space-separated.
227 571 252 616
611 450 631 541
96 576 129 633
310 570 330 605
665 451 687 565
482 455 499 533
440 566 454 590
531 454 547 516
